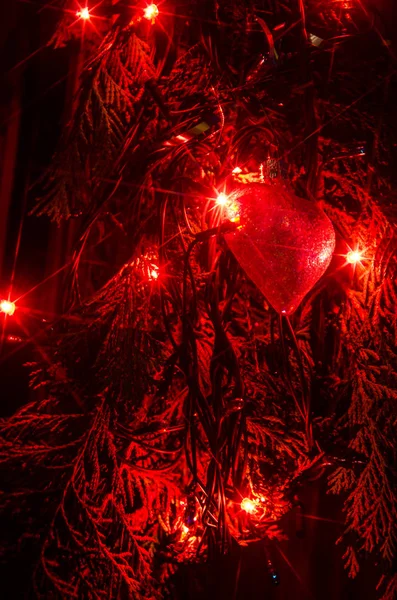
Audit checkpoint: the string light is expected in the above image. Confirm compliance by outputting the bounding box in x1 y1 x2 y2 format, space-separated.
0 300 16 316
76 7 90 20
216 192 229 207
149 266 159 280
240 497 257 513
132 253 160 282
215 191 241 222
143 4 159 22
346 249 364 264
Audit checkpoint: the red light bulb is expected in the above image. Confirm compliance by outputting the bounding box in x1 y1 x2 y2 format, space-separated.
143 4 159 22
149 267 159 280
215 191 240 222
241 498 256 513
346 249 363 265
77 7 90 20
216 192 229 206
0 299 16 316
134 253 160 281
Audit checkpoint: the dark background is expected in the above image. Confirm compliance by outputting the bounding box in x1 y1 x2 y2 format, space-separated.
0 1 396 598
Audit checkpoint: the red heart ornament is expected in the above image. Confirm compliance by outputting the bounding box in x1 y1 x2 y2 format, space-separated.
225 183 335 314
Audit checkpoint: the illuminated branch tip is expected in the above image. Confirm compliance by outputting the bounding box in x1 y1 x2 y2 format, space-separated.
149 267 159 280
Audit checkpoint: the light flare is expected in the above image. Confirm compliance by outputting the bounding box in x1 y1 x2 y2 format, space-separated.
133 253 160 282
346 249 364 264
215 191 241 222
241 497 257 514
216 192 229 207
0 300 16 316
343 244 370 270
149 267 159 280
76 7 90 20
143 4 159 22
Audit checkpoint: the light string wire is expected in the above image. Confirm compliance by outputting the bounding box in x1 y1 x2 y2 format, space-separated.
1 1 395 572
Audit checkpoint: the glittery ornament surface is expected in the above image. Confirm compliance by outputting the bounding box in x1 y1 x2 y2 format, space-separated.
225 184 335 314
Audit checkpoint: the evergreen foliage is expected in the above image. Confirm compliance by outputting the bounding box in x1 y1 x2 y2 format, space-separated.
1 1 397 597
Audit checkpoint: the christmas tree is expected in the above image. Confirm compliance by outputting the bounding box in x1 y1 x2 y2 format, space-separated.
1 1 397 598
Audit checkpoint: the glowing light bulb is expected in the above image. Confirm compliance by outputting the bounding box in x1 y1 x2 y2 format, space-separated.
215 191 241 222
135 253 160 281
143 4 159 21
147 264 159 281
346 249 363 265
241 498 256 514
216 192 229 206
0 300 16 316
77 7 90 20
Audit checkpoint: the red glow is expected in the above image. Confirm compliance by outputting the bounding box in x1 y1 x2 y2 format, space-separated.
133 253 160 281
143 4 159 22
215 191 241 222
149 267 159 280
343 244 369 270
346 249 363 264
76 7 90 20
216 192 229 207
241 497 257 513
0 300 16 316
6 334 23 343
